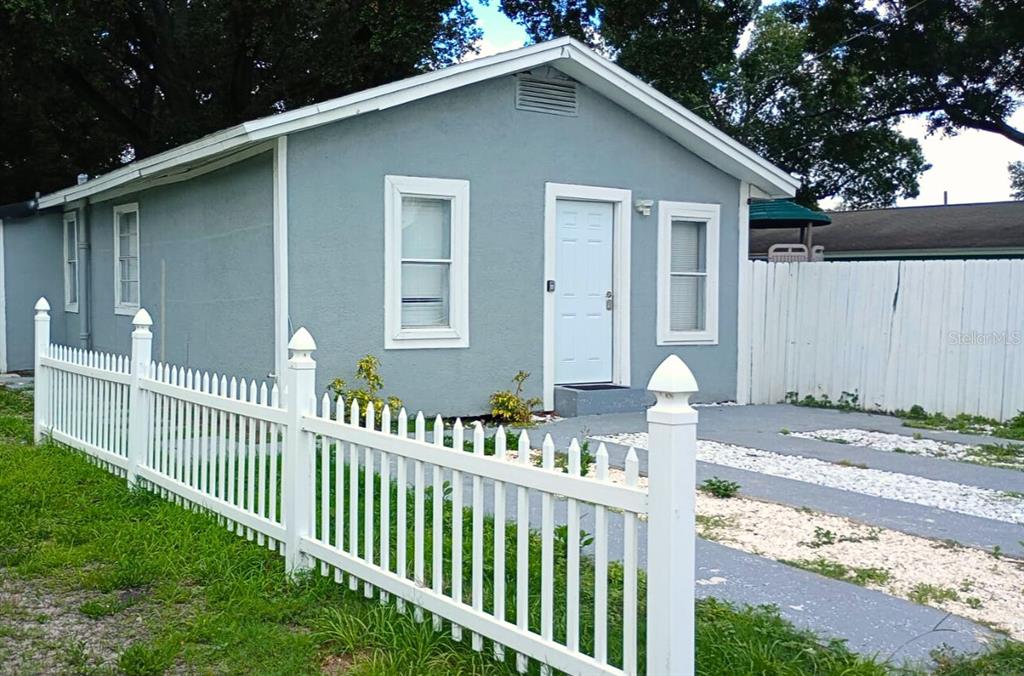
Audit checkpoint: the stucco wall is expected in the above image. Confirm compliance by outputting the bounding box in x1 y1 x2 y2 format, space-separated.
287 74 740 414
3 212 67 370
87 153 275 379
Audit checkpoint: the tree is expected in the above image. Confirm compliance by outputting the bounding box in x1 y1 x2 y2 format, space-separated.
1011 162 1024 201
787 0 1024 148
0 1 480 204
498 0 926 207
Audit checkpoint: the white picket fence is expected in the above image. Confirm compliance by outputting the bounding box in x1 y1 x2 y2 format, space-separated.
739 259 1024 420
30 297 698 676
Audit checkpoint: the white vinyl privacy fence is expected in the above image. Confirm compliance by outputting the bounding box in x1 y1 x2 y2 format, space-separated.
30 297 698 676
739 259 1024 420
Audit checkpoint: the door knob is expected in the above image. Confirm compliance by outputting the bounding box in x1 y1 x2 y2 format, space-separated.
605 290 614 311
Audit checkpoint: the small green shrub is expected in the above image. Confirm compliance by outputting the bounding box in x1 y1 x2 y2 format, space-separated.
785 391 860 412
781 558 890 587
489 371 542 426
699 477 741 499
909 583 959 605
328 355 402 425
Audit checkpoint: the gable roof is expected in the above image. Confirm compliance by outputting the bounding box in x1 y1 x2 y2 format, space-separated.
37 37 798 209
749 200 1024 257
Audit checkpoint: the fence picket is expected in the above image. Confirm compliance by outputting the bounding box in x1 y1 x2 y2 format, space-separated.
566 439 581 653
594 443 609 664
492 425 507 661
334 395 346 583
471 421 484 652
540 434 555 676
34 302 701 676
623 447 639 675
379 404 391 603
395 407 408 612
413 411 426 623
320 393 331 574
363 402 376 598
515 429 531 674
451 419 465 641
348 399 360 591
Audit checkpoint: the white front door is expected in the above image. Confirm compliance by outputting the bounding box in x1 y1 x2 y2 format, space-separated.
554 199 614 384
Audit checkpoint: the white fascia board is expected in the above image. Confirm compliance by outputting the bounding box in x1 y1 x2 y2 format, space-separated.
37 127 251 208
36 36 797 207
556 51 798 197
242 41 574 141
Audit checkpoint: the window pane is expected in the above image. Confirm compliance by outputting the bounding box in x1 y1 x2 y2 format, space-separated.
401 262 450 328
119 280 139 305
671 220 706 273
670 274 705 331
401 196 451 260
119 211 138 255
67 219 77 254
67 262 77 304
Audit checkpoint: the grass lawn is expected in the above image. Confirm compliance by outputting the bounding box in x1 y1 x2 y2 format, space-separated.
1 387 1021 674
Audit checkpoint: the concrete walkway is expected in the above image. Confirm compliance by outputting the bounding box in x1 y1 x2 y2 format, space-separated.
529 404 1020 663
697 540 994 664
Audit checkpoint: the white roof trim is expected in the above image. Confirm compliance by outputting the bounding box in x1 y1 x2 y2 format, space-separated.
37 37 797 209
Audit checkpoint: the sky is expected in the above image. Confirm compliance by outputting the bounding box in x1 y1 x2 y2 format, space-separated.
468 1 1024 207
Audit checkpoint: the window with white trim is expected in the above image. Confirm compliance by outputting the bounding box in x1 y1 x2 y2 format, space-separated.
63 211 79 312
384 175 469 349
657 201 720 345
113 203 140 314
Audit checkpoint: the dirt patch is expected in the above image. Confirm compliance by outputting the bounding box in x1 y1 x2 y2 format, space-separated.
0 572 153 673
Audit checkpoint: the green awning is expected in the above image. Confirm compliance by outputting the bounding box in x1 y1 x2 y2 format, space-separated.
749 199 831 229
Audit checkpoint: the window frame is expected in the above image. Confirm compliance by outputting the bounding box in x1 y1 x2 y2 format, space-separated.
384 175 470 349
657 200 720 345
112 202 141 316
62 211 79 313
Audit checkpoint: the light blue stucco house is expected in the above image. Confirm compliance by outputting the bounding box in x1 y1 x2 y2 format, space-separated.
0 38 797 415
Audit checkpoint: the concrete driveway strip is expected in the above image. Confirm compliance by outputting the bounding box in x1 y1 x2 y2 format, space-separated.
696 540 995 664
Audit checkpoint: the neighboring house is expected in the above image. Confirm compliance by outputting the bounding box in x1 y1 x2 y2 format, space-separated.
0 38 796 414
751 200 1024 261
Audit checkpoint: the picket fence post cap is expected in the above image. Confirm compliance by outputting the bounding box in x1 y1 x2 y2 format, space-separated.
34 297 50 313
647 354 698 395
288 327 317 352
132 308 153 327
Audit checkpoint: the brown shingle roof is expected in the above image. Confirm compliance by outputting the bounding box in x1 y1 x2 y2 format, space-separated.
750 201 1024 256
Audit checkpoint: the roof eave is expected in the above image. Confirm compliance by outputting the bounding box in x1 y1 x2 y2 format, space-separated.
36 36 797 207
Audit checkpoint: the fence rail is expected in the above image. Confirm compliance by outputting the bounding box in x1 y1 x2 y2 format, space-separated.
29 297 698 676
739 259 1024 420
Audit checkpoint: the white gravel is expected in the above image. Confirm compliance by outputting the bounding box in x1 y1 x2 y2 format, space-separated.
790 428 976 458
591 432 1024 525
790 428 1023 470
590 464 1024 639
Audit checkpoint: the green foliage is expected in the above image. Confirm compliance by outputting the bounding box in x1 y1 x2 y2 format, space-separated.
499 1 928 206
1011 161 1024 201
329 355 402 425
901 405 1024 443
0 0 482 203
781 558 891 587
699 477 741 499
909 583 960 605
932 640 1024 675
785 390 860 412
802 526 880 549
788 0 1024 151
0 387 1016 674
695 514 737 541
489 371 542 426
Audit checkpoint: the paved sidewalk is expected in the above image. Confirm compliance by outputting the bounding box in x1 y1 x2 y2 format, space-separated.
535 405 1023 493
696 540 994 664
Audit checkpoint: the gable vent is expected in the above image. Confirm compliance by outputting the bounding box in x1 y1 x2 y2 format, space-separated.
516 76 578 117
